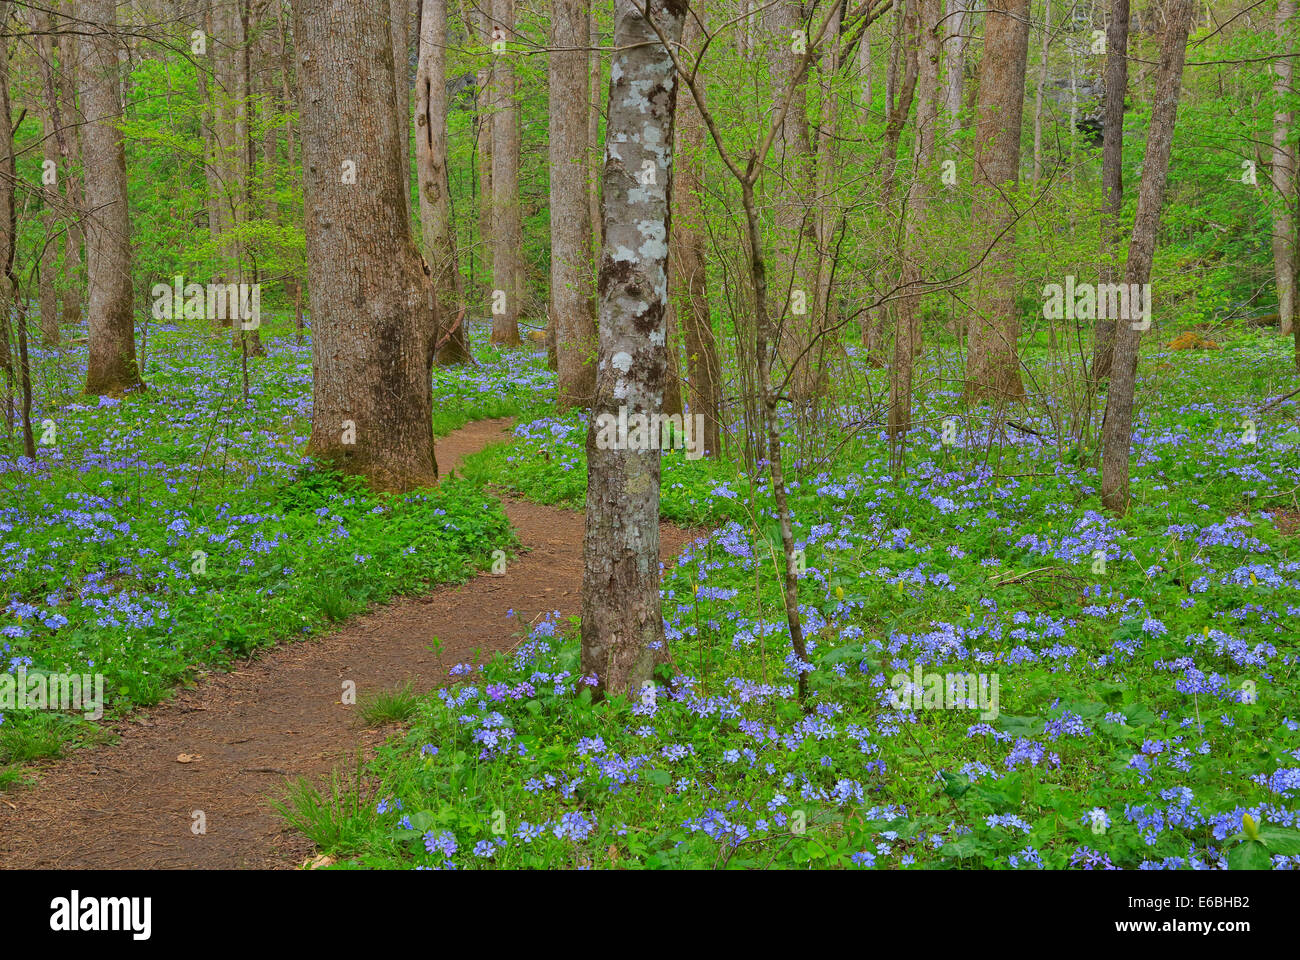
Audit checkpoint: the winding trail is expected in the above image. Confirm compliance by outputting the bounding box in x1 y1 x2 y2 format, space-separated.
0 418 701 869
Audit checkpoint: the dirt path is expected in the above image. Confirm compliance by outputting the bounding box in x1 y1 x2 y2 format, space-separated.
0 418 702 869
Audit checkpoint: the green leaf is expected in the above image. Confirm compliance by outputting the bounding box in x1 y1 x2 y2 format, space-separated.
408 810 438 832
1258 826 1300 855
1227 839 1272 871
941 770 970 798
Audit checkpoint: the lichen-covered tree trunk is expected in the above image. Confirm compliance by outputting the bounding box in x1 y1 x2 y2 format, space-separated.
963 0 1031 403
1093 0 1130 380
79 0 144 395
581 0 686 700
294 0 439 492
672 11 720 458
417 0 473 365
551 0 598 407
490 0 523 345
1100 0 1193 516
1272 0 1297 347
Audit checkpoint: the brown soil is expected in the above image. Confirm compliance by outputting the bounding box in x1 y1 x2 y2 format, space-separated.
0 418 701 869
1275 509 1300 537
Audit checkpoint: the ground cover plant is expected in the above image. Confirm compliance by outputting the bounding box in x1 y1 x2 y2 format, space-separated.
0 319 545 770
1 0 1299 910
291 331 1300 870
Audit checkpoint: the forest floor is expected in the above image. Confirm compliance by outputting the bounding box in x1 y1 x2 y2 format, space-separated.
0 417 701 868
3 320 1299 871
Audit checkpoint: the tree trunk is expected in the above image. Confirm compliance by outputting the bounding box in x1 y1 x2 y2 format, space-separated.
551 0 598 406
418 0 473 364
30 3 61 345
200 0 224 278
1100 0 1194 516
294 0 439 492
259 8 279 226
886 0 902 109
59 0 84 327
234 0 265 358
963 0 1031 403
589 4 604 255
1273 0 1296 344
490 0 523 345
392 0 412 221
1031 0 1050 183
769 0 823 401
671 12 719 457
672 16 721 457
1093 0 1130 380
476 5 493 297
890 0 942 441
80 0 144 395
942 0 968 140
812 0 842 383
878 0 919 191
0 0 11 379
858 7 872 123
581 0 686 701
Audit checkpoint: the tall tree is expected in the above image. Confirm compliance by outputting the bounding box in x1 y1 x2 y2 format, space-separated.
768 0 823 400
235 0 265 357
1100 0 1194 515
59 0 83 327
417 0 473 364
811 0 842 378
550 0 598 406
212 0 249 303
963 0 1031 402
490 0 523 345
672 10 720 457
1031 0 1050 184
1093 0 1130 380
1272 0 1296 351
199 0 225 285
890 0 942 440
29 2 62 345
475 4 494 297
942 0 968 139
80 0 145 395
581 0 686 700
294 0 440 490
588 3 603 256
258 4 280 227
0 0 11 379
392 0 412 219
